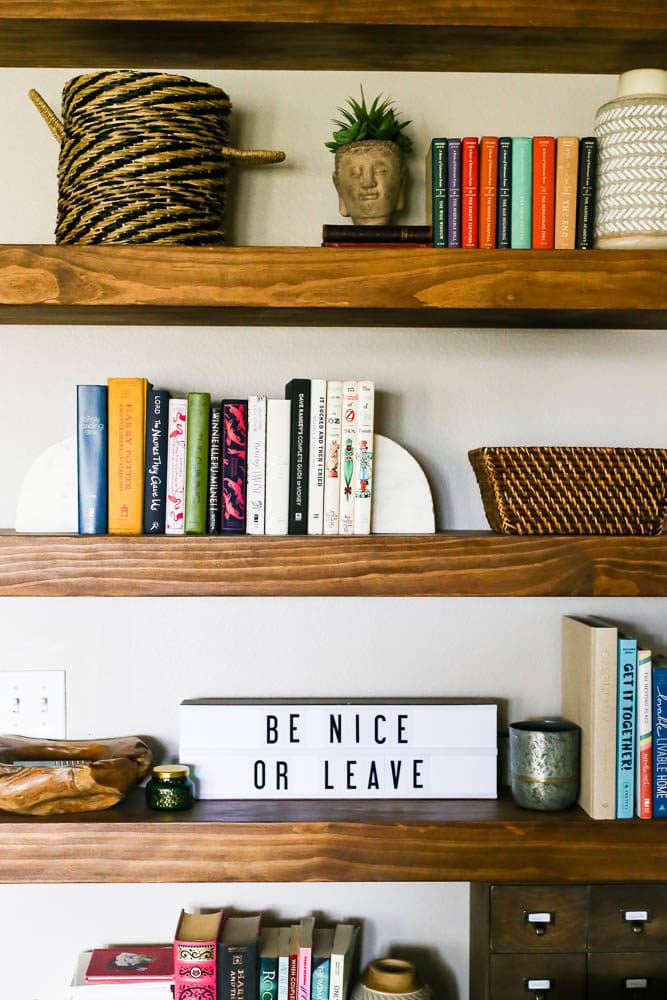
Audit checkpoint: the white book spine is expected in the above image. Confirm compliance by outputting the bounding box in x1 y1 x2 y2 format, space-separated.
328 955 343 1000
323 380 343 535
265 399 291 535
352 380 374 535
278 956 289 1000
165 398 187 535
307 379 326 534
247 394 267 535
338 381 358 535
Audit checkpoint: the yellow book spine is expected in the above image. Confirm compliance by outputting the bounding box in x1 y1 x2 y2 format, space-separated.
107 377 148 535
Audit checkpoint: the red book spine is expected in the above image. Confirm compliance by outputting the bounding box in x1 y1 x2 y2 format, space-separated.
532 136 556 249
221 399 248 534
461 137 479 248
288 952 298 1000
174 941 218 1000
478 136 499 248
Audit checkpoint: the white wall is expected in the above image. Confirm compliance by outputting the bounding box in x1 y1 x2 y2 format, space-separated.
2 68 666 1000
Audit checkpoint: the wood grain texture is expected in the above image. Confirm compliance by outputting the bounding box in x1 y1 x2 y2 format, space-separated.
2 532 667 597
0 247 664 329
2 791 667 884
0 3 661 71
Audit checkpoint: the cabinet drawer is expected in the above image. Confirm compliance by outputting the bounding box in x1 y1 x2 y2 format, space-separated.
588 953 667 998
489 954 586 998
589 884 667 951
490 885 587 953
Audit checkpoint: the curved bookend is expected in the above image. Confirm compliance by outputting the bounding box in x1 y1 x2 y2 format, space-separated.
15 435 77 533
371 433 435 534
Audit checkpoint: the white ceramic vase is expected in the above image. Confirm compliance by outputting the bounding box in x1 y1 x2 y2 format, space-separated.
351 958 431 1000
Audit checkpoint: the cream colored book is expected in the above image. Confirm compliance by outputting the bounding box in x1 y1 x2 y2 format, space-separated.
561 615 618 819
554 136 579 249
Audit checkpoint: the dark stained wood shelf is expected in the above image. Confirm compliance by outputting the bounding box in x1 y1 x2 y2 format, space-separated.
0 2 663 72
0 246 664 329
2 532 667 597
1 790 666 884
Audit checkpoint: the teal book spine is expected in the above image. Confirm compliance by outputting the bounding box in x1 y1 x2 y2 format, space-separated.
510 137 532 248
429 138 447 247
259 956 278 1000
310 957 330 1000
616 636 637 818
184 392 211 535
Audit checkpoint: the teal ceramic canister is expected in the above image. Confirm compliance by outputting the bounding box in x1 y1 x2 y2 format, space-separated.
145 763 195 812
509 719 580 811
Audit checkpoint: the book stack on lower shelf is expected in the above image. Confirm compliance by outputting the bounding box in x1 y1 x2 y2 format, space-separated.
561 615 667 821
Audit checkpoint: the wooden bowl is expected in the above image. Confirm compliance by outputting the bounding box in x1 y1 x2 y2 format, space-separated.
0 735 152 815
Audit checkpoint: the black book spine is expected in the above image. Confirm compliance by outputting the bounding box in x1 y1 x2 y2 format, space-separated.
496 137 512 249
221 399 248 535
143 388 170 533
322 224 431 243
207 404 221 534
575 137 597 249
285 378 311 534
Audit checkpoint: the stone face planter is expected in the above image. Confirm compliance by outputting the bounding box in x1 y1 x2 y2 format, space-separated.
333 139 405 225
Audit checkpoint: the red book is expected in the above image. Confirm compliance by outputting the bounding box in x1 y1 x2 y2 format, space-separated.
221 399 248 534
478 137 498 248
461 137 479 248
532 136 556 248
86 946 173 983
173 909 224 1000
288 924 299 1000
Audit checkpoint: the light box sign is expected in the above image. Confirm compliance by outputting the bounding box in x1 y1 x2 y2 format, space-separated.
179 699 498 800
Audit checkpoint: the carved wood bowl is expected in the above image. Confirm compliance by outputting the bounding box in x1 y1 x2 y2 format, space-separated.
0 735 152 815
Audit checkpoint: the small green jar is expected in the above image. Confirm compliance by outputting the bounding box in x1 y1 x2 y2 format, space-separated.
145 764 194 812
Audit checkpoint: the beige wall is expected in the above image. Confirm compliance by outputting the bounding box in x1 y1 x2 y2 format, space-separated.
2 68 666 1000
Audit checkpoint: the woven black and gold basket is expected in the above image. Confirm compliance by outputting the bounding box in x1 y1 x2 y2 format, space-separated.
469 446 667 535
29 71 285 245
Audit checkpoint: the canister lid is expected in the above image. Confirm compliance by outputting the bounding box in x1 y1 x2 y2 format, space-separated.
153 763 190 779
617 68 667 98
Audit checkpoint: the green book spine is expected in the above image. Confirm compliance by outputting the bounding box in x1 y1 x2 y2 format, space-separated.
259 955 278 1000
184 392 211 534
428 138 448 247
510 137 532 249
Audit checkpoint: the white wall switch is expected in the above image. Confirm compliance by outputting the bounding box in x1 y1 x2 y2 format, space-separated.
0 670 66 739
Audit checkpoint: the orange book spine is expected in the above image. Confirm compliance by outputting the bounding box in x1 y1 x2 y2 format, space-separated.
461 137 479 249
554 136 580 250
532 136 556 249
478 136 499 249
108 377 148 535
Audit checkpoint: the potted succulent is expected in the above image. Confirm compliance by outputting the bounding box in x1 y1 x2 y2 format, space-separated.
326 88 413 226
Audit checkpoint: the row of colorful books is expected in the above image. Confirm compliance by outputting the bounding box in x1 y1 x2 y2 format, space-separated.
426 135 598 250
77 379 374 536
71 912 360 1000
561 615 667 821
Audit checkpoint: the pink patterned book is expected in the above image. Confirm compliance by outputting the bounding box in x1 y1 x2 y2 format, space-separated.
85 946 173 983
174 909 225 1000
297 916 314 1000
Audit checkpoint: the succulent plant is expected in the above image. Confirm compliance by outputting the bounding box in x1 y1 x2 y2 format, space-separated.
325 87 413 154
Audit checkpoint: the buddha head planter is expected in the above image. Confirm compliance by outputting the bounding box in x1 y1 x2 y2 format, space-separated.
326 89 412 226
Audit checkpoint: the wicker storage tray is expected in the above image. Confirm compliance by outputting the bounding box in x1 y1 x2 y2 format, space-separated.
469 446 667 535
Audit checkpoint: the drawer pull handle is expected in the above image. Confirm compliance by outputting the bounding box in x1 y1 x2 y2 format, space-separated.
526 978 551 997
526 911 553 936
624 909 649 934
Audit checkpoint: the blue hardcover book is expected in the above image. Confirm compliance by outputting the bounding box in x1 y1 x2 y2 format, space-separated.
510 137 532 248
310 928 333 1000
616 635 637 818
143 388 170 534
496 137 512 248
428 138 448 247
653 656 667 818
259 927 279 1000
446 138 462 248
76 384 108 535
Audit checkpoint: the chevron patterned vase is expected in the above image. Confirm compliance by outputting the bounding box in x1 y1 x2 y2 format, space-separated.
594 68 667 249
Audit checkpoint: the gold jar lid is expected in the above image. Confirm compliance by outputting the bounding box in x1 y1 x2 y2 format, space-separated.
153 764 190 779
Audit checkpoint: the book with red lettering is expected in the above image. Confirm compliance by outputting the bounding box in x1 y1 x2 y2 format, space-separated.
532 136 556 249
221 399 248 534
296 916 314 1000
461 137 479 248
478 136 498 248
86 946 173 983
174 909 224 1000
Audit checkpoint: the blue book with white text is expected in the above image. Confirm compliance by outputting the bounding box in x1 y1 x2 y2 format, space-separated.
652 656 667 818
616 635 637 818
76 384 107 535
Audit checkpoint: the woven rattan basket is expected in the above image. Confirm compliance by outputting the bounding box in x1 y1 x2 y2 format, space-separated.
469 446 667 535
29 71 285 245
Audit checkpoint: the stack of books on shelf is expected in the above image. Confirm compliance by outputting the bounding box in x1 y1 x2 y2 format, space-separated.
561 615 667 821
426 135 597 250
77 379 375 538
71 912 360 1000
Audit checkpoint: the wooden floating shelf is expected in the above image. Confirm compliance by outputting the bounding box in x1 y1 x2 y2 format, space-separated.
0 2 664 72
3 532 667 597
0 246 664 329
1 791 666 884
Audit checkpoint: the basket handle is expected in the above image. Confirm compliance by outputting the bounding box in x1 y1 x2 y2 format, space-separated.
29 89 64 144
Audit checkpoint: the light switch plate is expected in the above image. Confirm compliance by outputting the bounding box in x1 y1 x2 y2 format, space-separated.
0 670 66 739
